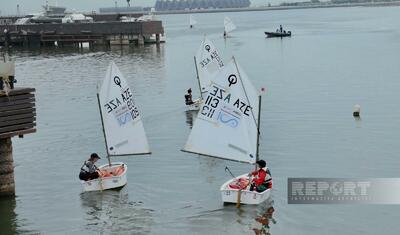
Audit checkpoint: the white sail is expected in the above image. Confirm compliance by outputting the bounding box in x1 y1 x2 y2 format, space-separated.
183 58 259 164
189 14 197 27
224 17 236 34
195 36 224 95
98 62 151 156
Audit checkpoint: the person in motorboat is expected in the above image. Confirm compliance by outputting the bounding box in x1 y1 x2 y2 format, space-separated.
79 153 101 181
185 88 194 105
248 160 272 192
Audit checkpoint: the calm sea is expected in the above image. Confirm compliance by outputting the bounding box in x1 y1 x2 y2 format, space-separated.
1 5 400 235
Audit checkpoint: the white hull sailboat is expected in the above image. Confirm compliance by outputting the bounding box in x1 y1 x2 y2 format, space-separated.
220 173 272 205
186 98 202 111
183 57 271 205
223 16 236 38
81 162 127 192
81 62 151 192
188 37 224 111
189 14 197 28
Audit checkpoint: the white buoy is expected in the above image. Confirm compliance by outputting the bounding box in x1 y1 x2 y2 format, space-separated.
353 104 361 117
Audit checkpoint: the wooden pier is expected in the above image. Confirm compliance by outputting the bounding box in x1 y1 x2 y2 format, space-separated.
0 20 164 47
0 88 36 138
0 85 36 196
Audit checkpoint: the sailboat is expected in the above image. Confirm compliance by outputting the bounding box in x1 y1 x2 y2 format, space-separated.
81 62 151 192
223 16 236 38
187 37 225 111
183 57 272 205
189 14 197 28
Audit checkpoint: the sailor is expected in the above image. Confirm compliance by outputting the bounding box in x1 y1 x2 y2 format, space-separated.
79 153 101 181
223 30 227 38
280 25 283 33
4 29 10 48
248 160 272 192
184 88 194 105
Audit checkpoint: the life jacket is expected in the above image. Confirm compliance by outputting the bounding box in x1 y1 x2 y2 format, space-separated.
253 168 272 185
114 165 125 176
80 161 90 173
185 94 193 105
80 161 97 174
263 167 272 188
228 177 250 190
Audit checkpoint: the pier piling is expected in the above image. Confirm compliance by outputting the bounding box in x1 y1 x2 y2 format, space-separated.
138 34 145 45
156 34 160 44
0 138 14 196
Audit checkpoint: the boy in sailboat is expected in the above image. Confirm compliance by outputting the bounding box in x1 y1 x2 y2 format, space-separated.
248 160 272 192
185 88 194 105
79 153 101 181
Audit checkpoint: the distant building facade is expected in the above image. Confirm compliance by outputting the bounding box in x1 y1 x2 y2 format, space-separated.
99 6 144 14
155 0 251 11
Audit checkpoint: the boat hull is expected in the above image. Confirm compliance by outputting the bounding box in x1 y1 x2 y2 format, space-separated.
220 173 272 205
265 31 291 38
186 98 202 111
81 162 127 192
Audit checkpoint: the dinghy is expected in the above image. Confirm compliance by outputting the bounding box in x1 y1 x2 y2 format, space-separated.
223 17 236 38
265 31 291 38
81 62 151 192
220 173 271 205
189 15 197 28
187 37 225 111
183 57 271 205
186 98 202 111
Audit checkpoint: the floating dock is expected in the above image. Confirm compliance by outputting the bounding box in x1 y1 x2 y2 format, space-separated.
0 17 164 47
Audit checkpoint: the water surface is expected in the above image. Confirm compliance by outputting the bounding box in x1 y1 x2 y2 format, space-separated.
2 6 400 235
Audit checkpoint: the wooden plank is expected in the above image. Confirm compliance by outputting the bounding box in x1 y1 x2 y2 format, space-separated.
0 123 35 134
0 93 34 103
0 128 36 138
0 117 36 128
0 112 36 122
0 103 35 112
0 108 35 117
0 98 35 107
0 88 35 97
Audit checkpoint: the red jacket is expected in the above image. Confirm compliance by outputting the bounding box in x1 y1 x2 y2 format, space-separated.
251 169 267 186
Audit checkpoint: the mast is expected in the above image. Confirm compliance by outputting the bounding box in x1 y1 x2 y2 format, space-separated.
256 95 262 162
193 56 203 99
97 93 112 166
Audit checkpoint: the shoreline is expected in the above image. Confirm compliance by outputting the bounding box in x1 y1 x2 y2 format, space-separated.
154 1 400 15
